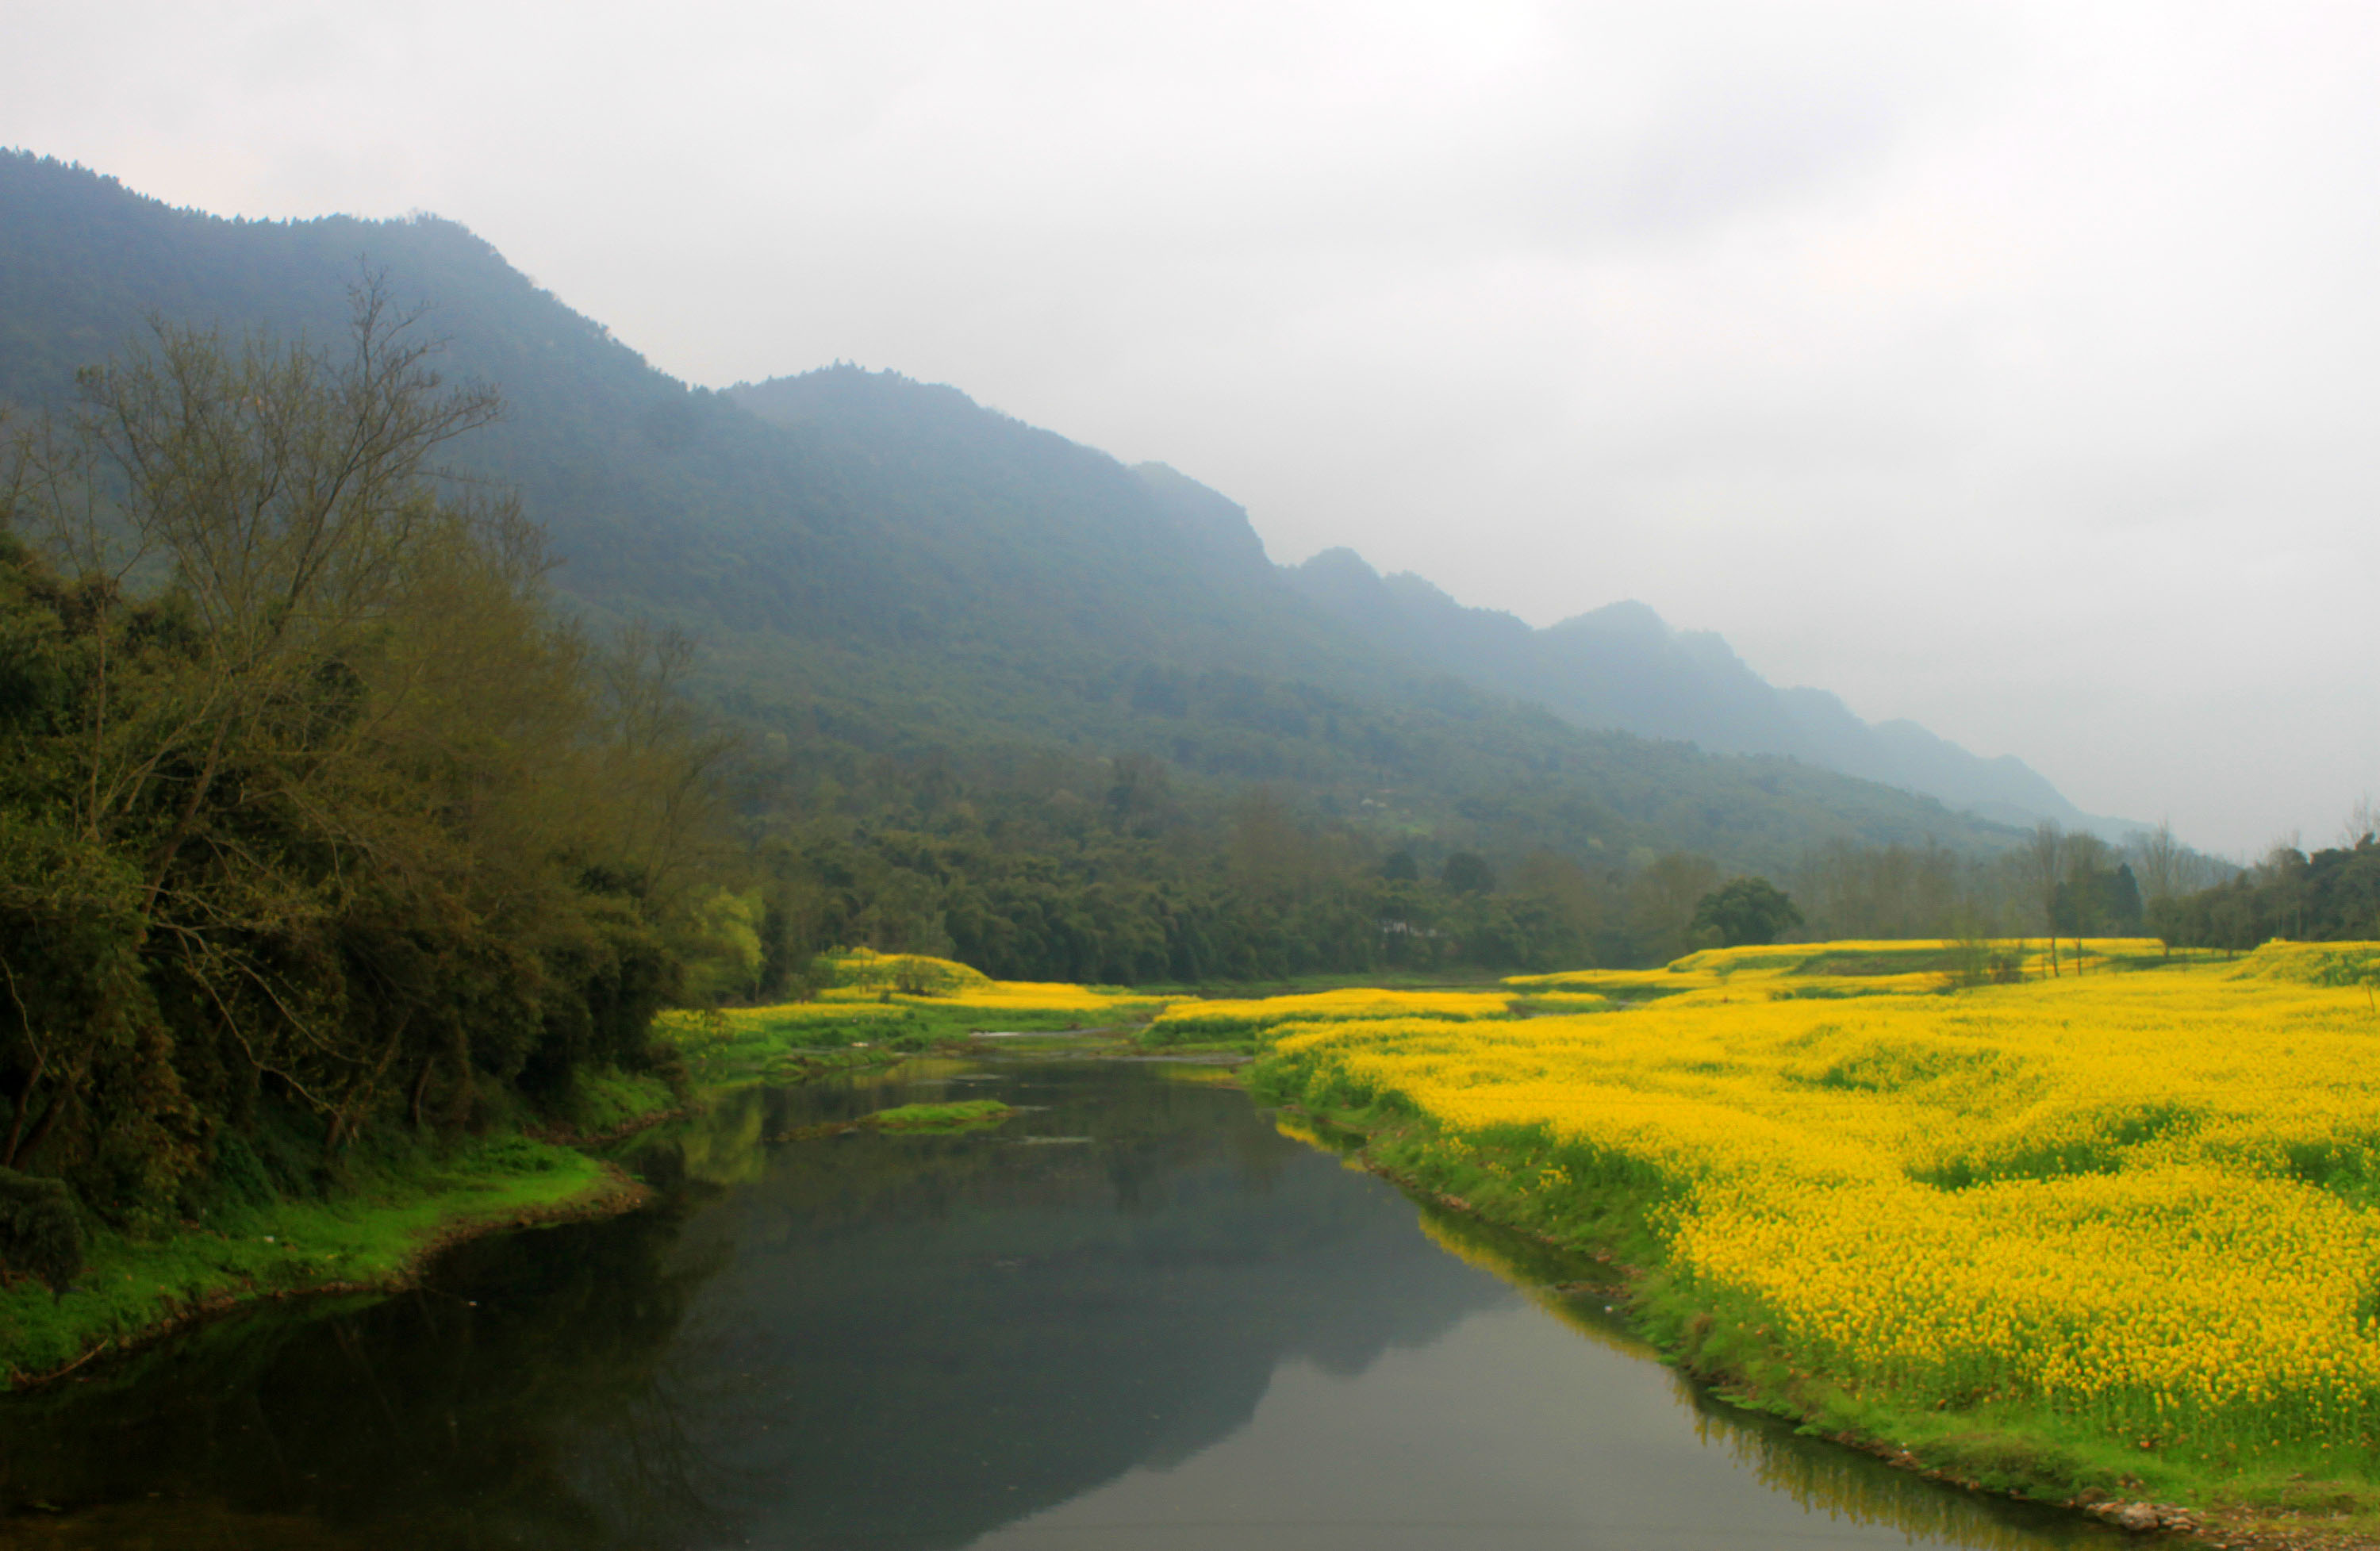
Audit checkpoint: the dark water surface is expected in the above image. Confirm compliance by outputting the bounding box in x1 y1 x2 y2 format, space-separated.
0 1059 2129 1550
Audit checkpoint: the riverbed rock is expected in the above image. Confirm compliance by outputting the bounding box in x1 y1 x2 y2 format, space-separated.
2113 1502 2161 1532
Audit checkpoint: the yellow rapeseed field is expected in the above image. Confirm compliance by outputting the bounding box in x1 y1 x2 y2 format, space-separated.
1262 939 2380 1454
655 951 1167 1075
923 979 1161 1015
1148 986 1518 1042
816 948 1161 1016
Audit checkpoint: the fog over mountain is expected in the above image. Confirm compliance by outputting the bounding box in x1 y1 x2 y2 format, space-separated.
2 151 2047 896
1286 547 2135 837
6 2 2373 855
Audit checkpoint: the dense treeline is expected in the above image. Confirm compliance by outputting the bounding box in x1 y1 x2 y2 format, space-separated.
668 739 2257 996
2153 831 2380 950
678 744 2241 991
1784 821 2230 946
0 292 716 1230
671 745 1754 990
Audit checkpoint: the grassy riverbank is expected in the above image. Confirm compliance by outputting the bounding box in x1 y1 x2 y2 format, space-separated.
0 1132 643 1389
0 950 1160 1389
1 1051 719 1388
1249 939 2380 1545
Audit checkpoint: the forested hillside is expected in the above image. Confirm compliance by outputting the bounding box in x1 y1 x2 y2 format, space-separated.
0 149 2052 992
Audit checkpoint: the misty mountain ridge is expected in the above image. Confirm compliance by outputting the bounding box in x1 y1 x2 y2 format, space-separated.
734 363 2116 836
1286 547 2140 838
2 149 2092 877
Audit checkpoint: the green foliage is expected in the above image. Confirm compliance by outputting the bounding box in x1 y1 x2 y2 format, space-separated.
653 1004 938 1087
864 1100 1012 1131
1690 877 1802 948
1439 851 1495 895
2055 861 2144 935
0 288 715 1232
0 1165 84 1289
681 887 765 1003
555 1065 679 1138
0 1131 606 1384
746 796 1673 982
2157 837 2380 950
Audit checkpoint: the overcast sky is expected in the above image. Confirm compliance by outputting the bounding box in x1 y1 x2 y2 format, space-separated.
4 0 2374 855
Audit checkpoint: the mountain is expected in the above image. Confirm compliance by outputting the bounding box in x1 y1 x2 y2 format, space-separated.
0 148 2033 886
1289 547 2140 838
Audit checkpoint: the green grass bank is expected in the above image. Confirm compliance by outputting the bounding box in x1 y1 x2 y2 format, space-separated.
656 1000 1111 1087
0 989 1056 1391
0 1131 645 1389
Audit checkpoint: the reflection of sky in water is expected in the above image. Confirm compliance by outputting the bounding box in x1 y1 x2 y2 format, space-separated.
978 1301 2102 1551
0 1060 2124 1551
632 1063 2117 1551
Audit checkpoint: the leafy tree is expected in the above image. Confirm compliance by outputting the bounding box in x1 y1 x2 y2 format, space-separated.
0 288 716 1226
1439 852 1495 895
1690 877 1802 948
684 888 765 1003
2054 859 2144 936
2155 836 2380 950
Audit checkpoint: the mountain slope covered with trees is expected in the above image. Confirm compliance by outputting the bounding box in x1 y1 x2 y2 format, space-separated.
0 149 2191 1000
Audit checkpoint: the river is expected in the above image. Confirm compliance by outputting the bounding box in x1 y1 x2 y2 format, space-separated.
0 1055 2130 1550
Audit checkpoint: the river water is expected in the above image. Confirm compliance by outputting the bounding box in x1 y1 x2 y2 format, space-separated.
0 1057 2130 1550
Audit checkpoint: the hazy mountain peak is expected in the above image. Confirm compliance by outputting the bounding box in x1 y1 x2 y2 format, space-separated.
1550 598 1671 643
729 366 1037 457
1130 463 1273 571
1381 570 1463 611
731 363 976 421
1293 545 1379 582
1675 628 1752 673
1287 544 2129 835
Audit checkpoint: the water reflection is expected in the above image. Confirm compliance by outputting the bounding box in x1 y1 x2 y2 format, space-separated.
1401 1208 2125 1551
0 1190 723 1549
0 1061 2129 1550
608 1063 1504 1551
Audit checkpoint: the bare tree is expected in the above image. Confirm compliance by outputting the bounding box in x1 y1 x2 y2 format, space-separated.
1629 851 1721 961
6 275 499 905
2128 820 2185 905
589 619 739 916
2017 820 2067 975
